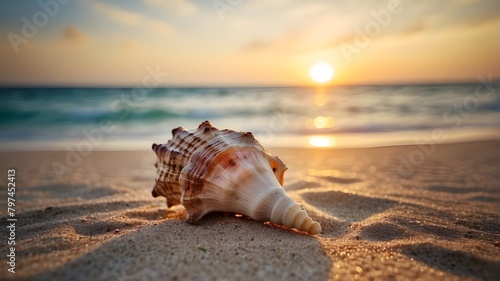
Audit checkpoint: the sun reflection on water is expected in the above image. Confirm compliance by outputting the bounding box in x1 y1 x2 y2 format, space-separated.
314 87 327 106
307 85 337 148
308 135 336 147
313 116 334 128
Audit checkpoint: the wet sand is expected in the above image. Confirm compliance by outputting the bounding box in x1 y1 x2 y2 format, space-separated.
1 140 499 280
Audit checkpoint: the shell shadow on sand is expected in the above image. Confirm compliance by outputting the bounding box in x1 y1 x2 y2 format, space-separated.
18 184 119 201
34 214 332 281
1 201 148 240
399 243 500 280
298 189 398 238
301 190 398 223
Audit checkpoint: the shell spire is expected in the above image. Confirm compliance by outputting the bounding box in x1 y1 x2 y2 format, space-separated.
151 121 321 235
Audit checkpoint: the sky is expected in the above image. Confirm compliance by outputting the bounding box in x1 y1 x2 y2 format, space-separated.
0 0 499 86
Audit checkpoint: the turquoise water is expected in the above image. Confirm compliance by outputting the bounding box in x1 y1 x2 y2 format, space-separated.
1 84 499 150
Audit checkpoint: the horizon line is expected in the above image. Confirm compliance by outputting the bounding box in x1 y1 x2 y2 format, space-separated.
0 78 498 89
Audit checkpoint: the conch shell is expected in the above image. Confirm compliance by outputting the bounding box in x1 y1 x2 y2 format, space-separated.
151 121 321 235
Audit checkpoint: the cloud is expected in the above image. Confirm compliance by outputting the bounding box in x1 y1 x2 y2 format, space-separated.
91 1 142 26
394 0 500 34
241 29 306 53
241 39 273 52
144 0 197 16
62 26 90 43
237 0 500 63
89 1 174 36
284 1 331 20
325 0 500 49
120 40 136 51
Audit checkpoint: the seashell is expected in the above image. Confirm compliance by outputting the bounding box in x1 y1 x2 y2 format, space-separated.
151 121 321 235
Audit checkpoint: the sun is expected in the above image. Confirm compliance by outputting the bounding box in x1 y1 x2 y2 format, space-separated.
310 62 334 83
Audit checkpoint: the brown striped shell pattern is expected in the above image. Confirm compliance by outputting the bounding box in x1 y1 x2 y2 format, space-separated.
151 121 321 235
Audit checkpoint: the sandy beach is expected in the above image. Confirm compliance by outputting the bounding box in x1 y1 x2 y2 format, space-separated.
1 140 499 281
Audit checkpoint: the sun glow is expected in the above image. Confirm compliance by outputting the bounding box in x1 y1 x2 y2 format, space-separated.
310 62 334 83
308 135 336 147
313 116 334 129
314 90 327 106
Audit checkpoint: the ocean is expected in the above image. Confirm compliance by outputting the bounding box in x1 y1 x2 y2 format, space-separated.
1 83 499 150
